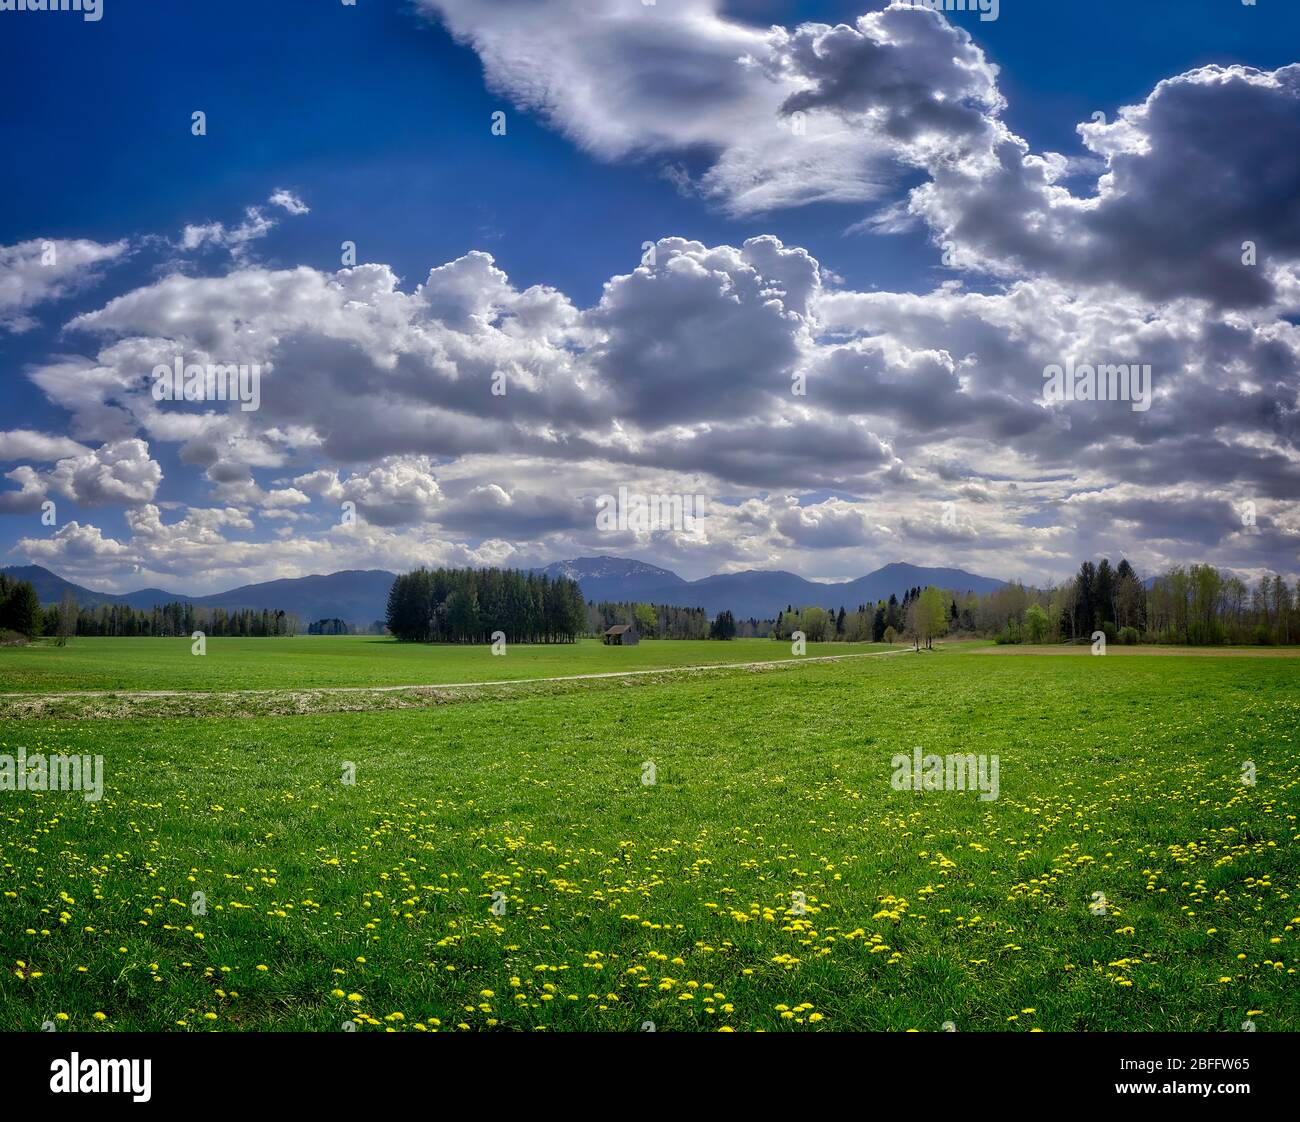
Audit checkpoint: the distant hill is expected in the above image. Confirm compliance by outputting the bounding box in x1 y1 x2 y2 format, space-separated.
165 570 398 627
835 562 1006 609
530 556 685 603
1 565 396 628
4 557 1004 627
0 564 138 610
532 556 1004 618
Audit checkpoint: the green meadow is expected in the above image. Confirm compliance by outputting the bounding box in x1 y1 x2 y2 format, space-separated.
1 644 1297 1032
0 635 882 694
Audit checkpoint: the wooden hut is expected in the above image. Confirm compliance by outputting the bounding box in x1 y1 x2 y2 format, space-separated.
603 623 639 646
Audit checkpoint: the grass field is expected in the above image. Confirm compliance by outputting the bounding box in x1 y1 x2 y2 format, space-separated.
0 636 883 694
1 641 1297 1033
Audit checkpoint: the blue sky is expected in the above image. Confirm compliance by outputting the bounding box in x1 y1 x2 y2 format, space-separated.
8 1 1293 299
2 0 1298 591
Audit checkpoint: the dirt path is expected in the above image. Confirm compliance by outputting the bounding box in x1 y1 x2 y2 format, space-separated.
0 645 917 703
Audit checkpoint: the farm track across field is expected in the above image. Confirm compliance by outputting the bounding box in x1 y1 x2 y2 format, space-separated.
0 646 918 719
0 646 915 700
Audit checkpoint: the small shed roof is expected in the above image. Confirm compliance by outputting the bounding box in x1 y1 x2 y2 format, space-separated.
604 624 634 635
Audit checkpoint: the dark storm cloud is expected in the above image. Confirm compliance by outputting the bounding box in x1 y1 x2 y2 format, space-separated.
917 66 1300 308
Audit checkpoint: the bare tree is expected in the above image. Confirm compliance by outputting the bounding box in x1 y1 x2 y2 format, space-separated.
56 588 77 647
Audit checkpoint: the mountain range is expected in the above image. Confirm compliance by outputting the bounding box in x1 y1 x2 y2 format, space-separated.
3 557 1005 626
1 565 394 627
532 558 1005 618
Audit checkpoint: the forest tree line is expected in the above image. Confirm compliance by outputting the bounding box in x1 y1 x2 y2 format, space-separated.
0 573 42 640
589 601 711 639
385 566 587 643
951 558 1297 646
772 587 935 644
305 618 386 635
1042 559 1295 646
0 573 297 640
63 602 298 638
6 557 1296 648
755 560 1299 647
